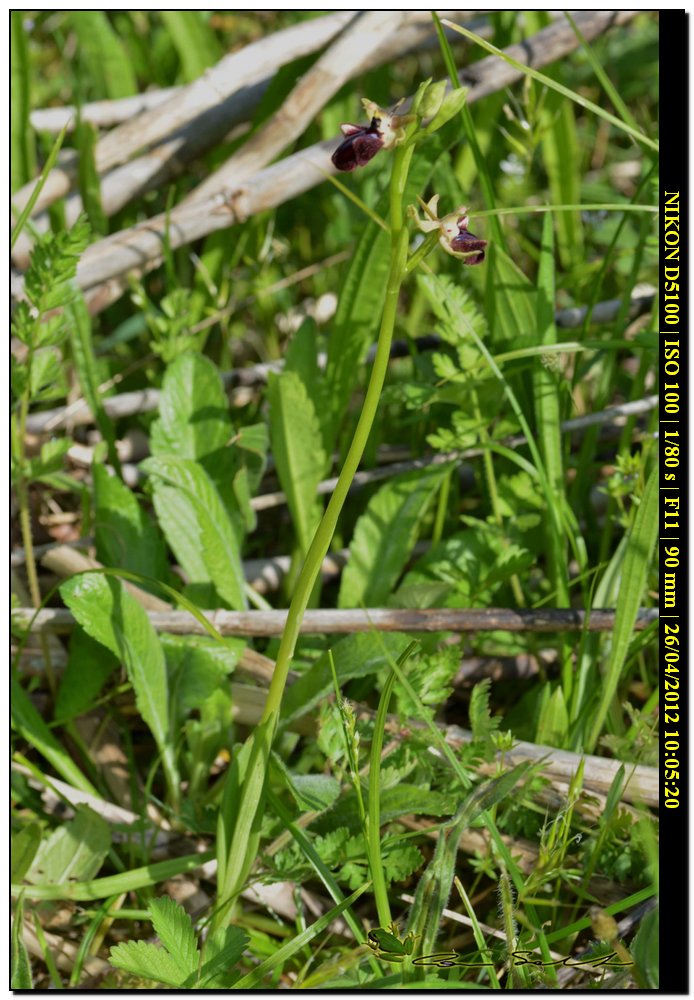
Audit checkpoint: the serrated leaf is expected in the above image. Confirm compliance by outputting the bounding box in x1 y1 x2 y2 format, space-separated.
109 940 186 988
149 896 199 978
339 466 448 608
60 574 178 792
27 806 110 885
267 370 326 556
94 463 169 584
142 456 246 610
150 352 232 462
469 678 501 743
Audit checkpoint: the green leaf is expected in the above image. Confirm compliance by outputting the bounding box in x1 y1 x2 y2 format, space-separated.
109 940 186 988
469 679 501 743
69 296 120 470
325 151 441 450
281 632 412 726
149 896 199 979
10 12 35 192
631 906 658 989
60 573 178 796
11 893 33 989
484 242 537 350
142 456 247 610
407 765 532 956
160 11 222 81
228 422 268 535
11 673 98 795
267 370 327 556
20 215 91 319
535 685 569 747
586 464 659 750
150 352 232 462
70 11 137 99
272 754 340 811
533 212 569 607
27 806 110 885
54 627 119 722
75 119 107 236
197 924 248 988
162 632 243 724
94 463 169 583
339 466 448 608
11 823 42 883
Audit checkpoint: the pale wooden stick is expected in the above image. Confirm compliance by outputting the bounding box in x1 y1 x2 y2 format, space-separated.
185 11 405 205
29 87 179 133
16 606 658 637
12 10 638 304
11 11 358 219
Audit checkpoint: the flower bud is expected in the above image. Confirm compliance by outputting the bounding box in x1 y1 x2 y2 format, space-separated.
417 79 447 120
425 86 468 134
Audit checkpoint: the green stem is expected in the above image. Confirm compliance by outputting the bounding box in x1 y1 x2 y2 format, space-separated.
215 145 414 926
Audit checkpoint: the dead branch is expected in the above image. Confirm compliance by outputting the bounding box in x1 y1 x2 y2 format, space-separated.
16 605 659 638
12 10 639 306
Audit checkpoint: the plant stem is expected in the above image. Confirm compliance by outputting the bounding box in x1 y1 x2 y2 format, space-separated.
261 148 411 727
215 145 414 924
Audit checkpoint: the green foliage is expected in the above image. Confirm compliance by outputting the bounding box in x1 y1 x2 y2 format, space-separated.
11 10 659 989
110 895 248 988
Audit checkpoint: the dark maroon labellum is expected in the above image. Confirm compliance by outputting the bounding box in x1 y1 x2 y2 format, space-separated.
331 117 384 172
450 226 488 265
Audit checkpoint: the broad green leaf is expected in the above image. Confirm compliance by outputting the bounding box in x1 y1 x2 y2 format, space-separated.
11 893 33 989
228 422 268 535
161 632 244 723
267 370 326 556
11 823 42 883
281 632 412 726
70 11 137 98
586 464 659 750
94 463 169 584
142 456 247 610
60 573 178 794
11 673 98 795
54 627 119 723
149 896 199 979
339 466 448 608
150 352 232 462
27 806 110 885
109 940 186 988
271 754 340 812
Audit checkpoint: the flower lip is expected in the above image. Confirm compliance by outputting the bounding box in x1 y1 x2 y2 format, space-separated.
412 195 487 265
331 116 384 172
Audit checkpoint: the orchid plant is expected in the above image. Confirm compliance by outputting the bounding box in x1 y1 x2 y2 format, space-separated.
213 79 486 930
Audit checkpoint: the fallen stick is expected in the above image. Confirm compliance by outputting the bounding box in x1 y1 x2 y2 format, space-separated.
15 605 659 637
